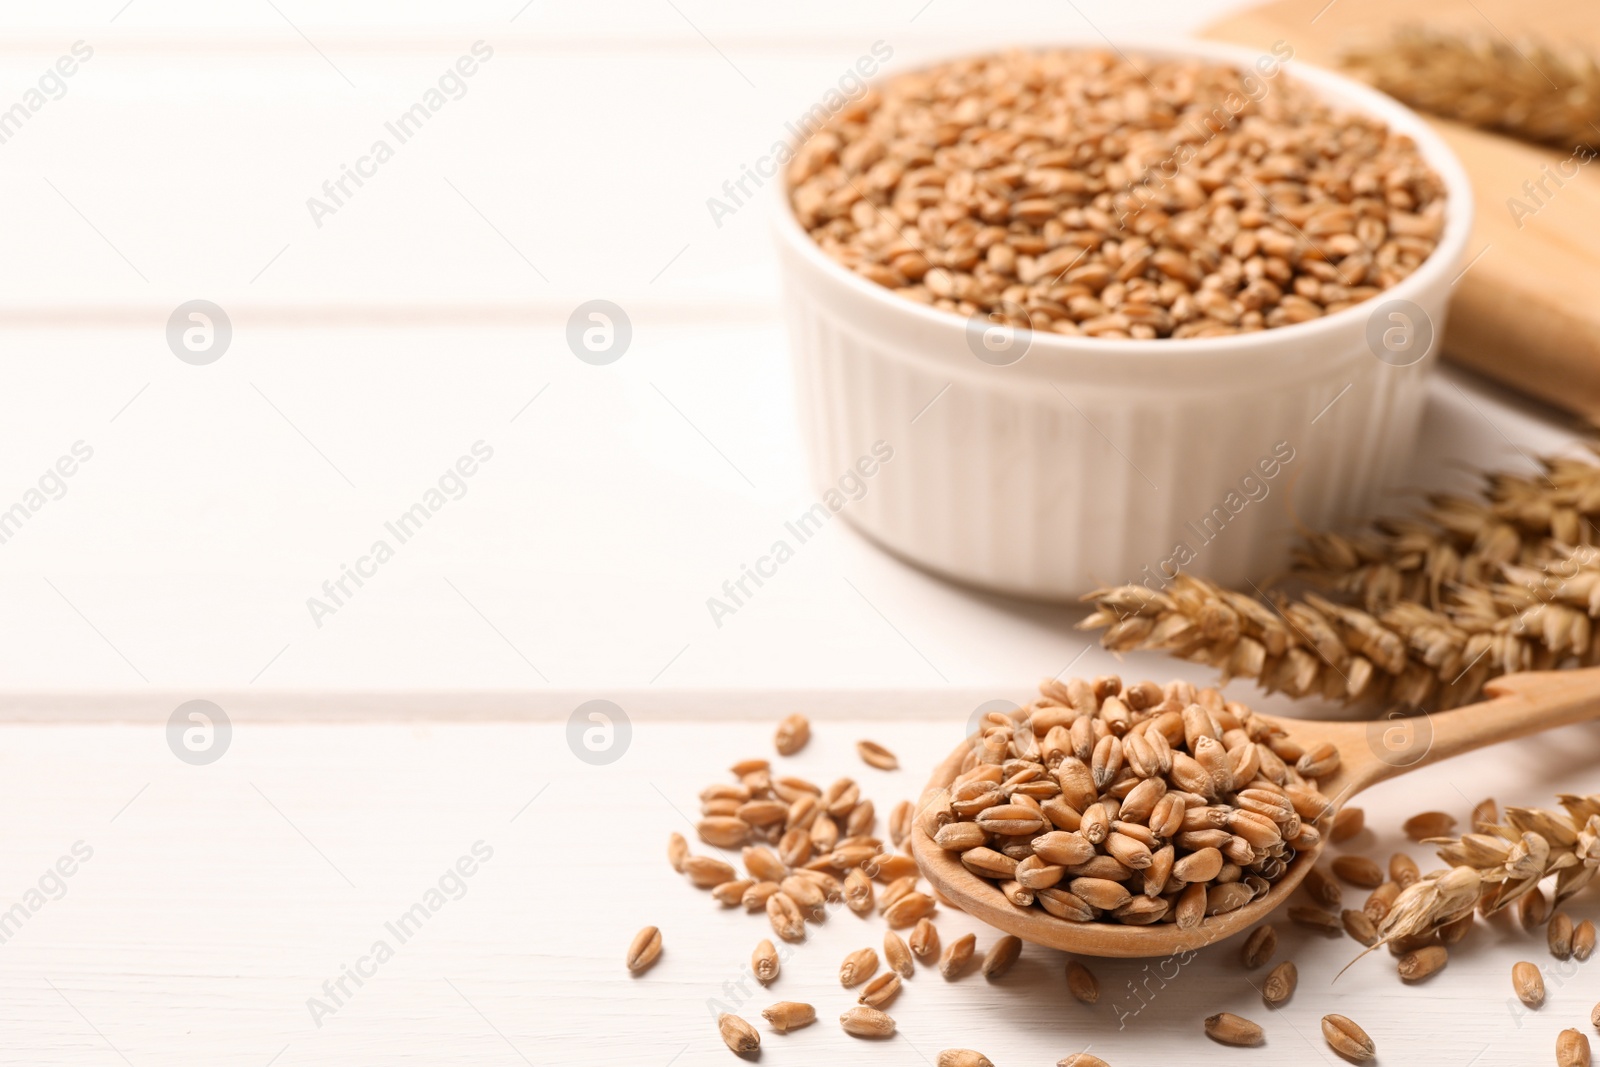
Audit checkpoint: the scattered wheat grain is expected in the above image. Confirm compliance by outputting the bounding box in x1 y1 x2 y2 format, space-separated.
858 970 902 1008
1205 1012 1265 1047
983 934 1023 979
1263 960 1297 1006
840 1005 896 1038
1397 944 1448 981
1241 924 1277 968
626 926 662 973
775 714 810 756
1403 811 1456 841
939 1052 996 1067
718 1013 760 1054
752 939 780 984
1513 960 1546 1007
1552 911 1575 960
1559 1028 1592 1067
1066 959 1100 1004
1321 1014 1374 1061
1331 807 1365 843
857 740 898 771
761 1001 815 1033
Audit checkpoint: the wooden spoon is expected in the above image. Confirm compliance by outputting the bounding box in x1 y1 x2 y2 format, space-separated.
911 669 1600 958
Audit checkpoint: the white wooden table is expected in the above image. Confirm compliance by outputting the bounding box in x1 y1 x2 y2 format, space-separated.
1 2 1596 1063
2 693 1596 1065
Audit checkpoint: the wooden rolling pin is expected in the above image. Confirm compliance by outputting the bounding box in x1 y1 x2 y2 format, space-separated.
1205 0 1600 417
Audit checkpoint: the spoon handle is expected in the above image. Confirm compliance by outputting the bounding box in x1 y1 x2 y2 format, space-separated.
1353 667 1600 790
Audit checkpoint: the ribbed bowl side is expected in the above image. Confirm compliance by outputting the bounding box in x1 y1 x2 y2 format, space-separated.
783 278 1441 601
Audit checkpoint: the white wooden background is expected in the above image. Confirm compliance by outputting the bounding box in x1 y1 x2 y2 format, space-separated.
0 0 1578 691
1 1 1597 1064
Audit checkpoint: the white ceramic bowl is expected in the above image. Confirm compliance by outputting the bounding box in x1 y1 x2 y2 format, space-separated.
773 40 1474 600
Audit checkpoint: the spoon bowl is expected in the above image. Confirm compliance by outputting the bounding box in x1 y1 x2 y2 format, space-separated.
912 668 1600 958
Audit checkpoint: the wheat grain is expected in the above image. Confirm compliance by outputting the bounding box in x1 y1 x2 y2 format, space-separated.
718 1013 760 1054
824 778 860 818
1341 908 1378 946
982 934 1022 979
839 1006 896 1038
1363 881 1399 922
938 1052 996 1067
1241 924 1277 968
1386 932 1441 956
857 740 898 771
1066 959 1100 1004
1574 919 1596 961
1559 1029 1593 1067
1321 1014 1375 1061
1551 911 1575 959
1205 1012 1265 1047
626 926 662 973
1331 807 1365 843
1513 960 1546 1007
1438 912 1474 945
844 867 875 916
883 931 913 978
858 970 902 1008
775 714 810 755
846 800 877 838
1263 960 1297 1006
890 800 913 847
790 50 1445 341
1521 884 1552 930
1303 865 1344 909
742 846 787 884
767 891 806 942
1403 812 1455 841
940 932 976 979
712 879 754 907
1332 855 1384 888
884 891 936 928
879 875 917 911
1397 944 1448 981
839 947 879 988
761 1001 815 1032
739 799 788 828
870 853 919 881
1290 905 1343 932
910 917 940 960
780 874 825 914
752 939 780 984
684 856 737 890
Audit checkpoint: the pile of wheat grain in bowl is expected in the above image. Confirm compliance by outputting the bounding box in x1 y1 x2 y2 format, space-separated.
787 49 1447 338
925 676 1333 927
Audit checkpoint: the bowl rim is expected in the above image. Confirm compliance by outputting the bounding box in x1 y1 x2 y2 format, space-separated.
770 37 1477 372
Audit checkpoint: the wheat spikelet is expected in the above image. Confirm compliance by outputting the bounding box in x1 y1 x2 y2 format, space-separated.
1294 448 1600 614
1342 27 1600 152
1080 447 1600 710
1384 794 1600 939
